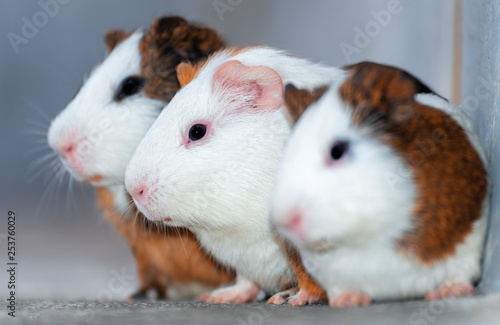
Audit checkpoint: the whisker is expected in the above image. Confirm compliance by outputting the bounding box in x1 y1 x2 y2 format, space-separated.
68 175 79 213
39 159 59 185
27 119 50 130
20 129 49 137
24 145 51 158
173 226 189 258
29 164 56 185
119 202 135 220
35 170 60 218
20 98 52 124
53 168 67 212
44 168 64 216
26 138 50 146
25 152 58 178
26 157 61 184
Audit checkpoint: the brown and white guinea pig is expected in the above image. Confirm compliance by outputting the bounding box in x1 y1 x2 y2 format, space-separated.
271 62 490 308
47 16 235 300
124 46 346 303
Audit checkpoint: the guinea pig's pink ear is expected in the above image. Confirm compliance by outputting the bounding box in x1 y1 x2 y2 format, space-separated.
104 29 131 53
213 60 283 113
284 84 329 122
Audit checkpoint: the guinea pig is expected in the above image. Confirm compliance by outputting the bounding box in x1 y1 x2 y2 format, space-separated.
271 62 490 307
125 46 346 303
47 16 235 300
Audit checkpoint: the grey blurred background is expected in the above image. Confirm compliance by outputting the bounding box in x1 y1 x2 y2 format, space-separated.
0 0 491 300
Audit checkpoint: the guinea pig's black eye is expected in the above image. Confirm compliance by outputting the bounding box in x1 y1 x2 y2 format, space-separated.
188 124 207 142
114 76 144 101
330 141 349 161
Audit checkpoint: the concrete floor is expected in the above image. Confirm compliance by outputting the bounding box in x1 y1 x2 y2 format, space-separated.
1 194 499 324
2 295 500 325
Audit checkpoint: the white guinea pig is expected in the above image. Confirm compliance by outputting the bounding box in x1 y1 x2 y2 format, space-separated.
271 62 490 308
125 46 346 303
47 16 234 300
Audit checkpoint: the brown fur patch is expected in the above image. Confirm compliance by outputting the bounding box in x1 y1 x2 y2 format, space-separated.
284 84 329 122
283 241 327 302
97 187 235 298
138 16 225 101
104 29 132 52
339 62 488 264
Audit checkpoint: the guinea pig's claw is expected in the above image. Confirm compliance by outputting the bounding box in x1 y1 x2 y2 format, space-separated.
329 292 371 308
425 283 474 301
268 289 297 305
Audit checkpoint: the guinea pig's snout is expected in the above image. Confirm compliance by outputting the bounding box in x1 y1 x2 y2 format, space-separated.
130 184 148 201
127 175 161 220
56 134 82 160
55 134 84 160
276 208 304 235
60 143 76 158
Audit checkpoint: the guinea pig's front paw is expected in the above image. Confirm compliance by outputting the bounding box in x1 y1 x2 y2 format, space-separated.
288 287 327 306
269 288 327 306
425 283 474 301
199 283 262 304
329 292 371 308
268 289 297 305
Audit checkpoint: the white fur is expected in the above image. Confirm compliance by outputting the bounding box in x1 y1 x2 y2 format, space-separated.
271 84 490 300
47 31 165 211
125 47 345 293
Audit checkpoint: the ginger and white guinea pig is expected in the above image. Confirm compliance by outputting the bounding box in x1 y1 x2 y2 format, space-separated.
47 16 234 300
271 62 490 308
125 46 346 303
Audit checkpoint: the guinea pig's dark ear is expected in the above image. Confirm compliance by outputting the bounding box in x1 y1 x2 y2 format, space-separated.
284 84 329 122
148 16 224 62
104 29 131 53
340 62 422 126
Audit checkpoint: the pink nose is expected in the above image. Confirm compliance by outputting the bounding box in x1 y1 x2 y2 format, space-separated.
60 143 76 158
132 185 148 202
283 210 303 233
